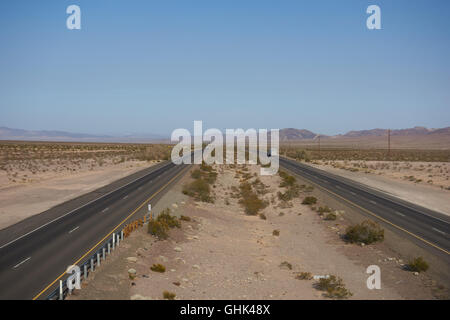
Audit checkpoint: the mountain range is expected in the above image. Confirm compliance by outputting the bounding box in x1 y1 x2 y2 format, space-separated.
280 126 449 141
0 127 167 143
0 126 448 143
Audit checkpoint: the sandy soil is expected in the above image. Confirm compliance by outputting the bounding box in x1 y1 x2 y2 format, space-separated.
69 164 446 300
0 160 158 229
307 160 450 215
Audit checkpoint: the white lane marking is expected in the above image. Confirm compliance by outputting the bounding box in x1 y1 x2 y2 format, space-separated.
394 211 406 217
335 185 342 189
102 207 109 213
369 200 377 205
138 187 142 190
69 226 79 234
13 257 31 269
350 191 356 196
432 228 446 236
123 195 129 200
0 162 173 250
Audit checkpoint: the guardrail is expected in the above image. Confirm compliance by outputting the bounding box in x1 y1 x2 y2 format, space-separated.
46 228 124 300
46 210 153 300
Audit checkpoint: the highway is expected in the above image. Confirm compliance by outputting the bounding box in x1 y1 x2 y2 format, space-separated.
280 157 450 259
0 160 191 300
1 155 448 299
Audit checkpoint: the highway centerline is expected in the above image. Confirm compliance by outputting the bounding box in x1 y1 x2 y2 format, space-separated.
394 211 406 217
13 257 31 270
68 226 79 234
432 228 446 235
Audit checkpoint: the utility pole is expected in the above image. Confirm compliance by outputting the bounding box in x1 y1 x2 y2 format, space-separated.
387 129 391 158
318 135 321 156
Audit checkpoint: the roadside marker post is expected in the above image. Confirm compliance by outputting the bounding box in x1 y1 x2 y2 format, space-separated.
59 280 63 300
121 230 124 240
117 234 120 247
112 233 115 250
90 258 94 272
147 203 152 221
102 248 106 260
84 265 87 280
97 253 101 267
108 243 111 254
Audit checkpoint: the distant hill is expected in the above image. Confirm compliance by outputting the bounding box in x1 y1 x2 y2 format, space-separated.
278 126 450 141
427 127 450 136
278 126 450 149
279 128 318 141
0 127 167 143
342 126 440 138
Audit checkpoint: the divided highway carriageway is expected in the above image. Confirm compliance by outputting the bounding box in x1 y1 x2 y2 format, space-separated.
280 157 450 260
0 160 191 300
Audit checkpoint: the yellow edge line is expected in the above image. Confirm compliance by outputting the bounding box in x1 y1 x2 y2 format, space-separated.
33 165 190 300
283 162 450 255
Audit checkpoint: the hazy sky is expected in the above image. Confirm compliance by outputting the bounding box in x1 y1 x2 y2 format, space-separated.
0 0 449 136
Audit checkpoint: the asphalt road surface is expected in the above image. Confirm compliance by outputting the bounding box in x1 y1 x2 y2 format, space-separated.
0 160 191 300
279 157 450 260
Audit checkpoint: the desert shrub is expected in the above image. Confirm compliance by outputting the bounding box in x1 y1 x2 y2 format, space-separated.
180 215 191 222
199 163 218 183
183 164 217 202
279 261 293 270
150 264 166 273
407 257 429 273
277 171 301 201
273 229 280 236
279 174 296 188
315 275 353 299
183 179 214 202
281 147 311 161
345 220 384 244
296 272 313 280
259 213 267 220
200 163 213 172
252 178 269 195
147 219 169 240
318 206 332 214
191 169 202 179
148 209 180 239
238 182 268 215
324 212 337 221
163 291 176 300
302 196 317 205
157 208 180 228
277 185 300 201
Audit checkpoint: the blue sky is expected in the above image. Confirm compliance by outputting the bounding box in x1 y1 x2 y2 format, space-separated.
0 0 449 136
